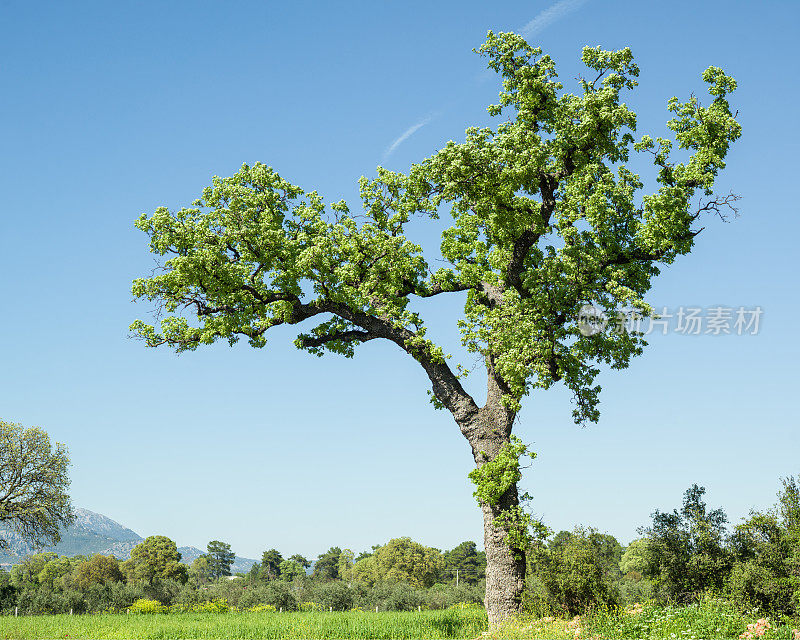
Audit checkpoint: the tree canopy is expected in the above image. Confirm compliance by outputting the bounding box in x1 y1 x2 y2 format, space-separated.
0 420 74 549
130 32 741 425
121 535 188 585
206 540 236 579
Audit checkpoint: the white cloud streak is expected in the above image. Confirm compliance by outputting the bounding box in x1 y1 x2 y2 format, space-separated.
383 116 433 159
384 1 588 157
521 0 588 38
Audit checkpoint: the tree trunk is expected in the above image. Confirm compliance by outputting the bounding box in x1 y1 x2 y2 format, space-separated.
481 482 526 627
457 363 526 628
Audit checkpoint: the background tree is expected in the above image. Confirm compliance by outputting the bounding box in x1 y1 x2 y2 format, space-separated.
289 554 311 569
528 527 620 615
279 558 306 582
259 549 283 581
0 420 74 548
640 484 730 602
726 474 800 615
120 535 188 585
312 547 341 581
443 541 486 584
130 31 741 624
73 554 123 590
351 537 444 588
206 540 236 580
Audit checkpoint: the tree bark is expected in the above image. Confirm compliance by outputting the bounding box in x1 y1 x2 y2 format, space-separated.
456 363 526 628
481 484 526 627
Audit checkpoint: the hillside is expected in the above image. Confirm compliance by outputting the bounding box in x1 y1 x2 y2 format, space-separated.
0 508 257 574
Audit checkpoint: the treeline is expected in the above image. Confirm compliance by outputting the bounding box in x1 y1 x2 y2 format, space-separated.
1 474 798 618
524 476 800 617
0 537 486 615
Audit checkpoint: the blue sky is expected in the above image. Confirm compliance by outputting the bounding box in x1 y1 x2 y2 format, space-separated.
1 0 798 562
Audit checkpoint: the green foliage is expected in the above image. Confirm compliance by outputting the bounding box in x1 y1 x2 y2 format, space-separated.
289 554 311 569
725 475 800 616
313 547 342 581
469 437 532 506
206 540 236 580
0 420 74 549
72 554 123 590
129 32 742 619
639 484 731 602
128 597 167 614
528 527 621 616
121 535 188 586
189 554 212 586
351 537 444 589
278 559 305 582
469 437 543 554
442 541 486 584
130 33 741 426
0 608 489 639
260 548 284 581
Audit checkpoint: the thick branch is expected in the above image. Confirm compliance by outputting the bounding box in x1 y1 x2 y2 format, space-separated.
503 173 558 298
296 329 378 349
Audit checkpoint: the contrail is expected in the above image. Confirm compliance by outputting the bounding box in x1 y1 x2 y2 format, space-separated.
384 1 590 155
383 116 433 159
521 0 589 38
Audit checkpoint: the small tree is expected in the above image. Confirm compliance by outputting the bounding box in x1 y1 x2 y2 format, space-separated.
190 555 212 585
206 540 236 579
121 535 188 585
640 484 730 602
73 554 124 589
130 32 741 623
443 541 486 584
312 547 341 581
279 558 305 581
535 528 620 615
289 553 311 569
259 548 283 581
0 420 74 548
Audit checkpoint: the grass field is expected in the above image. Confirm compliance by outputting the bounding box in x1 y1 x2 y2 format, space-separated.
3 599 800 639
0 608 488 639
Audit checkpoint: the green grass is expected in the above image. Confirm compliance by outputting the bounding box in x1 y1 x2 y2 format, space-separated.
5 599 800 640
0 609 489 639
481 597 800 639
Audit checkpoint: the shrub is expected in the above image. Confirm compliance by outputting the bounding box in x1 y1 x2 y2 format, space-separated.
128 598 166 614
312 580 353 611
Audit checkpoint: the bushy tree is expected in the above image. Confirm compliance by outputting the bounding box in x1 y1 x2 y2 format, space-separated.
279 559 305 582
640 484 730 602
532 527 620 615
206 540 236 579
121 535 188 585
726 475 800 615
312 547 341 581
0 420 74 548
73 554 123 590
189 555 212 585
443 541 486 584
130 31 741 623
259 548 283 581
351 537 444 588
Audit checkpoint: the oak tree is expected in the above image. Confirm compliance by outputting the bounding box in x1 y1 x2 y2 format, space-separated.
130 32 741 623
0 420 74 549
121 535 188 585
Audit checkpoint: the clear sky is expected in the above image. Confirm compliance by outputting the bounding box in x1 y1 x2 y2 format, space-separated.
1 0 798 562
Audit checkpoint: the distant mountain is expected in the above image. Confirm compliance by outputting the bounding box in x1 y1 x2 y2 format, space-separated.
71 508 141 542
0 508 257 574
